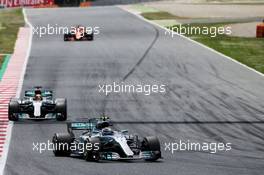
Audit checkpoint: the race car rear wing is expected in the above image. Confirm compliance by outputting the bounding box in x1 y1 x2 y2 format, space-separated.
68 122 96 130
67 117 112 133
24 90 53 98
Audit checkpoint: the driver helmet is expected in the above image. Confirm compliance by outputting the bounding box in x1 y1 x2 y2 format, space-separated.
102 127 114 136
34 94 42 101
76 25 84 34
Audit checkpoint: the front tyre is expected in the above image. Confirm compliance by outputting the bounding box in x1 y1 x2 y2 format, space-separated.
55 98 67 121
8 100 20 121
83 137 101 162
141 136 161 161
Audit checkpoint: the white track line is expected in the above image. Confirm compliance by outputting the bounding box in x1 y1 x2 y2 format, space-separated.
119 6 264 78
0 8 33 175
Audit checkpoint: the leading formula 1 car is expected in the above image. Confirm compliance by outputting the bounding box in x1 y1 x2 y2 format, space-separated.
52 117 162 161
8 86 67 121
64 25 94 41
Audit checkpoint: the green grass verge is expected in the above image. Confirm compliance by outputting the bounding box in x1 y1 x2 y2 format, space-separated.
169 23 264 73
141 11 188 20
131 4 160 13
0 55 4 68
0 8 24 53
0 54 11 80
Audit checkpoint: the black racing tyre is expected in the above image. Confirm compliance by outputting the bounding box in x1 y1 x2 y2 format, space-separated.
8 99 20 121
52 133 72 157
85 32 93 41
89 33 94 41
55 98 67 121
142 136 161 161
64 34 70 41
83 137 101 162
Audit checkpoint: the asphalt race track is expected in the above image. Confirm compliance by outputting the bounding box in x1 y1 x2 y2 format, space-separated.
4 7 264 175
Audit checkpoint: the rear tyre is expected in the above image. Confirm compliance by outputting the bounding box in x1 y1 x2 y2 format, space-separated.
8 99 20 121
64 34 70 41
52 133 72 157
85 32 93 41
89 33 94 41
142 136 161 161
83 137 101 162
55 98 67 121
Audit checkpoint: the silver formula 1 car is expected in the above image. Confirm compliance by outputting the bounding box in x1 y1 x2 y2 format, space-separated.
8 86 67 121
52 117 162 161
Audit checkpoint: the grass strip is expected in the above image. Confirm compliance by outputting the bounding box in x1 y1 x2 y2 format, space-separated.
0 54 11 80
141 11 188 20
169 23 264 73
0 8 24 53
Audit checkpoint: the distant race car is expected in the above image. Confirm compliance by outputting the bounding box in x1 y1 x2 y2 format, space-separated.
64 25 94 41
8 86 67 121
52 117 162 161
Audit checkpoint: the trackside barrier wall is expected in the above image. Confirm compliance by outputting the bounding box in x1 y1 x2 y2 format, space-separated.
0 0 54 7
256 23 264 38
